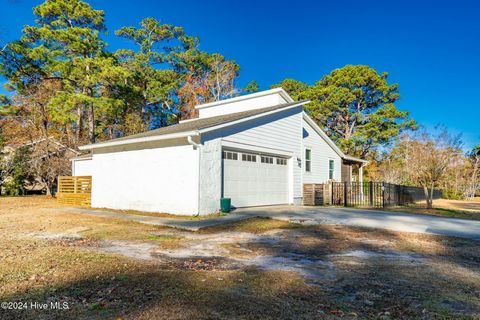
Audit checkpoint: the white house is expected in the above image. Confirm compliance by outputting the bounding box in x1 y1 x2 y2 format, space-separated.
73 88 366 215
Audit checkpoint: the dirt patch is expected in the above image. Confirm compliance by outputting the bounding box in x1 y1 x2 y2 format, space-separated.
330 249 423 264
3 197 480 319
251 253 336 282
92 228 423 286
99 241 159 261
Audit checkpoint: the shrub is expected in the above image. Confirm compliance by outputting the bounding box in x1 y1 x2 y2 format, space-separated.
442 188 464 200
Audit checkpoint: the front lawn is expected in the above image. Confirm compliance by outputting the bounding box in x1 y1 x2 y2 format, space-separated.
1 196 479 319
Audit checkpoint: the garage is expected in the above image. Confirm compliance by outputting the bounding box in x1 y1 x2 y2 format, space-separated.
222 149 289 207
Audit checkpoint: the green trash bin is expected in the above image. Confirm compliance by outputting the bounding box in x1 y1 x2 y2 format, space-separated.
220 198 231 213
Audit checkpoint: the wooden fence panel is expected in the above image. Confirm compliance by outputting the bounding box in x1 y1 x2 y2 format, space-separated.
303 183 329 206
57 176 92 207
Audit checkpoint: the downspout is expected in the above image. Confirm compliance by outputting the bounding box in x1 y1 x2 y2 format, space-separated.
187 134 202 216
187 135 201 149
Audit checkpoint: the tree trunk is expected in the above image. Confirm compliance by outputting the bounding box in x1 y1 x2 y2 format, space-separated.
423 186 432 209
76 106 83 141
467 157 479 200
45 183 52 197
428 183 435 209
88 104 95 144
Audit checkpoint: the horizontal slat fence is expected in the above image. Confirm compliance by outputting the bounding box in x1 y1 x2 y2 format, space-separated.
305 181 442 208
57 176 92 207
303 183 331 206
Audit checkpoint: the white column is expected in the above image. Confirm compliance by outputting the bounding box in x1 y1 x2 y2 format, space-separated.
359 165 364 184
359 164 364 200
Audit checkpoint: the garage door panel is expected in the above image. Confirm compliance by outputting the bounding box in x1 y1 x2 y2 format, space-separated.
223 150 289 208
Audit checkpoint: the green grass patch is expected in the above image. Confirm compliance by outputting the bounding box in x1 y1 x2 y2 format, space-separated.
200 217 302 234
146 235 184 241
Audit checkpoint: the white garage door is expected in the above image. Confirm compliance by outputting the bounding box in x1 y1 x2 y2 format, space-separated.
222 149 289 207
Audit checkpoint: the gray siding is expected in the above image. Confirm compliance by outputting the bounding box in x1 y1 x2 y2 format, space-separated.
302 120 342 183
201 106 303 199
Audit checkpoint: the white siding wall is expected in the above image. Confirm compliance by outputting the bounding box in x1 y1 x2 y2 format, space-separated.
198 139 222 215
72 158 93 176
302 120 342 183
198 91 289 119
91 142 199 215
200 106 303 212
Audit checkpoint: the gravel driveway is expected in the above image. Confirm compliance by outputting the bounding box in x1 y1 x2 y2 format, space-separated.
237 206 480 240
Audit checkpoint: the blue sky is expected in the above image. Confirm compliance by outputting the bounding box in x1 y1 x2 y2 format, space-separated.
1 0 479 149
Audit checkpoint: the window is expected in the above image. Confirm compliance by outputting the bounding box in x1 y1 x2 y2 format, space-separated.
329 159 335 180
222 151 238 160
261 156 274 164
276 158 287 165
305 149 311 172
242 153 256 162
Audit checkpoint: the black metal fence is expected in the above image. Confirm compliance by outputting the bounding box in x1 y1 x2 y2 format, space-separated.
330 182 442 208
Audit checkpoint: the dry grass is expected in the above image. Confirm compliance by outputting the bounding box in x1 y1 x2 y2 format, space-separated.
1 196 480 319
89 207 226 220
384 198 480 221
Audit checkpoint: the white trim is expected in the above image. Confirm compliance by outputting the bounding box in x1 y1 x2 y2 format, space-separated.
304 146 312 173
221 140 294 157
302 112 345 159
343 154 369 164
328 158 335 180
194 88 294 110
198 102 308 135
70 155 92 161
78 131 199 150
179 118 200 124
302 112 368 164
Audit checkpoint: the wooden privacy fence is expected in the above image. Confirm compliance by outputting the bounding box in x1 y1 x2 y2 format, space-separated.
303 183 331 206
304 181 442 208
56 176 92 207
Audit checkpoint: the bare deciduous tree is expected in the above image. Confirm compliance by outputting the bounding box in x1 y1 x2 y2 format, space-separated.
27 138 72 196
404 128 462 208
465 146 480 199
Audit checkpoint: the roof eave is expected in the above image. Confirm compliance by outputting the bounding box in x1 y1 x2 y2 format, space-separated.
195 88 294 110
78 100 309 151
70 154 93 161
342 155 369 164
78 131 200 151
198 101 309 134
302 112 367 163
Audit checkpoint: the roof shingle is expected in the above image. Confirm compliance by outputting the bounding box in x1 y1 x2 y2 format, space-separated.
100 101 306 144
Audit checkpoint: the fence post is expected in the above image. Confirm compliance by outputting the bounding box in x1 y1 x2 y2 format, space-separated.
344 181 348 207
311 183 315 206
397 185 401 206
331 182 334 205
382 182 386 208
369 181 373 207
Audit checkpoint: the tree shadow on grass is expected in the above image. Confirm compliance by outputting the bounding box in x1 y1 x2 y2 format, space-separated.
2 267 329 320
2 222 480 320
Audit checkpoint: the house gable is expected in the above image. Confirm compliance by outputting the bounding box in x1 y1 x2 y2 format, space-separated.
195 88 294 119
302 118 342 183
198 105 304 213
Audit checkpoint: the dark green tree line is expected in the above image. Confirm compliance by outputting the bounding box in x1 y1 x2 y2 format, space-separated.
0 0 244 147
273 65 416 158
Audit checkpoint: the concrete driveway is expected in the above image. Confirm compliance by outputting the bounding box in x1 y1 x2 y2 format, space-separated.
236 205 480 240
